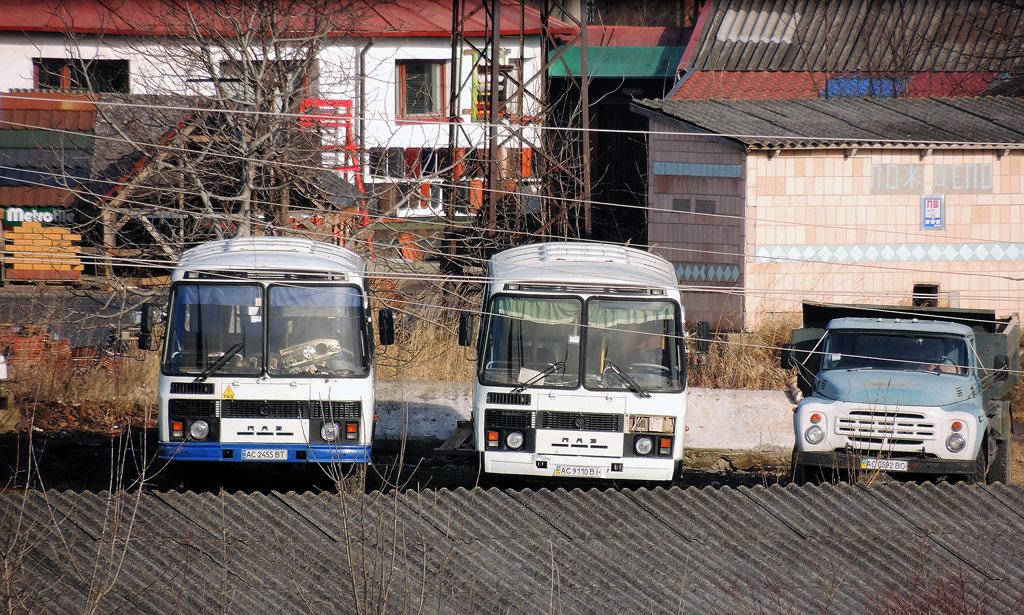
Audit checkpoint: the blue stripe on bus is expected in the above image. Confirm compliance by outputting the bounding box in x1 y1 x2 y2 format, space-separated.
158 442 371 463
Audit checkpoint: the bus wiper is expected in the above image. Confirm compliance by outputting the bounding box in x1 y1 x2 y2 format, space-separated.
603 360 651 398
194 342 244 383
512 361 565 393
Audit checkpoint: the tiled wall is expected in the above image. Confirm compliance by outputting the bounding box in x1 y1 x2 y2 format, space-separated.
647 119 1024 329
745 148 1024 326
647 120 746 328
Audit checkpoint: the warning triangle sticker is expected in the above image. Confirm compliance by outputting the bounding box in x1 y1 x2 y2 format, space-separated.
223 386 236 399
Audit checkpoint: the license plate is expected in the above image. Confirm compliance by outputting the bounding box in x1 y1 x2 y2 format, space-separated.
554 465 605 478
860 458 908 472
240 449 289 461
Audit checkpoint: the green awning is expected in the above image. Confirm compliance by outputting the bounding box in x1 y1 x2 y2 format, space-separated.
549 46 684 78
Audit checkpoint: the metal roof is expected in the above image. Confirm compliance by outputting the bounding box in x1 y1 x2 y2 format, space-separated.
680 0 1024 73
174 237 366 278
1 0 576 38
549 46 686 78
4 483 1024 614
632 96 1024 149
489 241 679 289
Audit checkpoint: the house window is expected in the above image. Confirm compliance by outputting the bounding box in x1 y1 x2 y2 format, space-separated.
219 60 313 109
397 61 446 117
472 51 522 121
672 198 692 212
696 199 716 214
34 58 129 93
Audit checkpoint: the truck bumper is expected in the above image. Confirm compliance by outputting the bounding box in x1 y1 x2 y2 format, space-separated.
158 442 371 463
796 451 975 475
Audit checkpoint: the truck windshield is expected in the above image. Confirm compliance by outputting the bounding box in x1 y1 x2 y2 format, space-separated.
267 285 367 377
163 283 264 376
821 332 968 375
480 296 582 388
584 299 684 392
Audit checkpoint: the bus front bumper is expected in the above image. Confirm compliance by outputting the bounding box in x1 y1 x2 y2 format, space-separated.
158 442 370 463
484 451 677 481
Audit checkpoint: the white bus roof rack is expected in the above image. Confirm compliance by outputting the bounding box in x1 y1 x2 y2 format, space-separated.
489 242 678 290
175 237 366 279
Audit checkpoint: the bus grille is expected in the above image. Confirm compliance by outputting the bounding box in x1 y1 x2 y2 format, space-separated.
220 400 361 419
538 411 622 432
168 398 217 418
836 410 936 443
486 392 531 406
169 382 215 395
485 409 533 429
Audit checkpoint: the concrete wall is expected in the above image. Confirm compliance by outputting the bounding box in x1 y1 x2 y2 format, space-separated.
375 381 794 453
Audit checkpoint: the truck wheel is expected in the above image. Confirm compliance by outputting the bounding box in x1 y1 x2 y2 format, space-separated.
987 439 1012 485
966 440 989 484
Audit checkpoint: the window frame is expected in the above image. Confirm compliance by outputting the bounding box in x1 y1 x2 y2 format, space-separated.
33 57 130 93
396 60 448 119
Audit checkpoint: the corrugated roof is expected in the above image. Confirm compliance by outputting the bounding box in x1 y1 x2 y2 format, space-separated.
1 0 577 38
671 70 999 100
633 96 1024 149
4 483 1024 614
585 26 690 47
682 0 1024 73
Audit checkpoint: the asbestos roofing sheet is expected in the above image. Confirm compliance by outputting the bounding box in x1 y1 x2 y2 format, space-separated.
5 483 1024 614
686 0 1024 73
635 96 1024 147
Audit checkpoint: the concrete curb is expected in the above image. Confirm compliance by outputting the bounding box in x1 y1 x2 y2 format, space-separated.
376 381 796 454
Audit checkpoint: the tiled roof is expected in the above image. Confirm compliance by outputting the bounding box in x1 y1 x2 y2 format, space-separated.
1 0 577 38
671 71 1000 100
4 483 1024 614
681 0 1023 73
633 96 1024 148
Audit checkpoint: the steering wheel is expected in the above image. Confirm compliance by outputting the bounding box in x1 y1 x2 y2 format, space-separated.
628 362 671 376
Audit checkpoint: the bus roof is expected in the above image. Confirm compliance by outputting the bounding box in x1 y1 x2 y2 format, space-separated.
488 242 678 289
174 237 366 279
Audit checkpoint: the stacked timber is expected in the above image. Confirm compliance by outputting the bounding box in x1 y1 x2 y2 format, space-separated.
4 221 83 281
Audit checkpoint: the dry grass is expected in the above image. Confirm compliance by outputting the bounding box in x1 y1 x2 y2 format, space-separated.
375 308 474 381
687 314 798 390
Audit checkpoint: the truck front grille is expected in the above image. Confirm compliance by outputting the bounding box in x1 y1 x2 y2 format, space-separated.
836 410 936 443
538 411 622 432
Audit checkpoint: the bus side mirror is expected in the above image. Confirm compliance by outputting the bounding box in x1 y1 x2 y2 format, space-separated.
993 355 1008 380
378 308 395 346
780 343 795 369
695 321 711 354
138 303 157 351
458 312 475 347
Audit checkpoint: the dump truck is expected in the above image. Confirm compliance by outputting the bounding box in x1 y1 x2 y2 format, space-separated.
782 302 1019 484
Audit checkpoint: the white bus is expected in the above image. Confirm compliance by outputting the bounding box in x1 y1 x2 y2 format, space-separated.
458 242 693 481
142 237 393 467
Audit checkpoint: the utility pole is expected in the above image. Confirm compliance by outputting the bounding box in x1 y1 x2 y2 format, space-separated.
487 0 501 234
579 0 591 237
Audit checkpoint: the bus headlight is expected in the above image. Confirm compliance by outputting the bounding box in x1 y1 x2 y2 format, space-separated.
946 433 966 453
634 436 654 455
189 420 210 440
321 422 340 442
804 425 824 445
505 431 525 450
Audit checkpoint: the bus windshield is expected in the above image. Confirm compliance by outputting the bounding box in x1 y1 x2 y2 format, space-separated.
163 283 264 376
267 285 368 377
583 299 684 392
480 296 582 388
821 331 968 375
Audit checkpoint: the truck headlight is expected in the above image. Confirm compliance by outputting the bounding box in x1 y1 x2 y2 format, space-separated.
505 431 524 450
804 425 824 445
321 422 340 442
634 436 654 455
946 433 966 453
189 420 210 440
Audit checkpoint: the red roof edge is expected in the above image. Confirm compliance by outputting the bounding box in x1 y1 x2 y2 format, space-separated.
677 0 713 73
